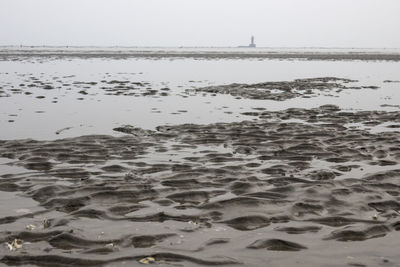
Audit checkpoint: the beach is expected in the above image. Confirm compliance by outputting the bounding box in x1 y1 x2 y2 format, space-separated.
0 48 399 266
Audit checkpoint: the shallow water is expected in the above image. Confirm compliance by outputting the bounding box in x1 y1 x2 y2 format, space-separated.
0 56 399 140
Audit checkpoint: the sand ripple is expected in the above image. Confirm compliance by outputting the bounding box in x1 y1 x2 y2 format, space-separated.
0 106 399 265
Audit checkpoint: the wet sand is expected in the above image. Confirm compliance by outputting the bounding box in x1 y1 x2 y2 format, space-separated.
1 47 400 61
1 106 400 266
192 77 374 100
2 52 400 62
0 51 400 266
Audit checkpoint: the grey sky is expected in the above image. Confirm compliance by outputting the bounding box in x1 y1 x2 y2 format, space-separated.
1 0 399 47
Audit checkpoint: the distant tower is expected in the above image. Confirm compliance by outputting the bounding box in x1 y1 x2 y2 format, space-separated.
249 36 256 48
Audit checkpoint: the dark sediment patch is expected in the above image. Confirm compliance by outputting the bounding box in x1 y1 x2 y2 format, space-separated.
166 190 226 204
247 238 307 251
101 164 128 172
221 215 271 231
48 232 176 249
0 253 241 266
274 225 322 234
324 225 390 241
368 200 400 213
306 217 381 227
192 77 376 101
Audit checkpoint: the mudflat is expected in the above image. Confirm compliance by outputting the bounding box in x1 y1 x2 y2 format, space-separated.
0 49 399 266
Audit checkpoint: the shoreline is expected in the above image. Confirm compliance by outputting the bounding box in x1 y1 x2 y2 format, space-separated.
2 50 400 61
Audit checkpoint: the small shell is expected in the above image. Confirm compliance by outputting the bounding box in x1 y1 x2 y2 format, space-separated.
26 224 36 231
139 257 155 264
105 243 114 248
6 242 13 251
12 239 23 249
6 239 24 250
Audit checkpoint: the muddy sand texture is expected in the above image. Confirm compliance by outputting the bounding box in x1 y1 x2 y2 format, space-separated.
1 50 400 61
2 76 376 102
192 77 379 101
0 74 166 98
0 106 400 266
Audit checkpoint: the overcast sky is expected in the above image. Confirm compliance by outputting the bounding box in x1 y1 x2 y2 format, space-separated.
1 0 399 47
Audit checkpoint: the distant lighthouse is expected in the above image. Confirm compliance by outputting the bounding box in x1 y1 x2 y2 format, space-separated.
238 36 257 48
249 36 256 48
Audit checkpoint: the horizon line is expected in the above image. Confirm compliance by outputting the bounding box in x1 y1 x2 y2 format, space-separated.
1 45 400 50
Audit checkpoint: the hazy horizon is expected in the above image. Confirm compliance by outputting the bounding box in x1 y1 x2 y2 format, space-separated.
3 44 400 49
1 0 400 48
